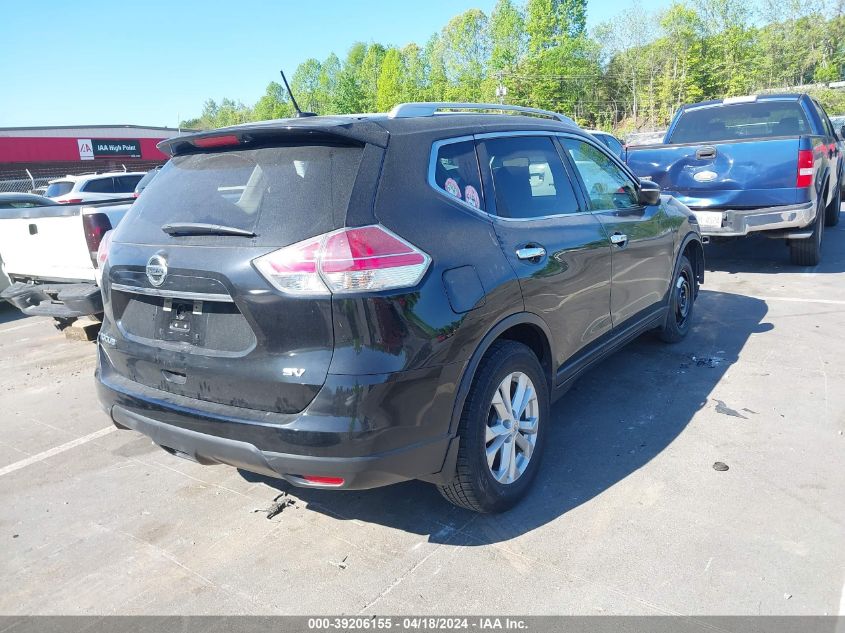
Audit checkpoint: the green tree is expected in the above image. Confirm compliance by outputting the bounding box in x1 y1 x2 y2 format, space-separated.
376 48 405 111
332 42 369 113
291 58 323 112
360 44 387 111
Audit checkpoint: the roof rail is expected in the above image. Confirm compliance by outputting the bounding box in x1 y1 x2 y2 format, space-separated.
388 102 577 126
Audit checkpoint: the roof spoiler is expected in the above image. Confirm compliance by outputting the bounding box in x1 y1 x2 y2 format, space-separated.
158 117 390 156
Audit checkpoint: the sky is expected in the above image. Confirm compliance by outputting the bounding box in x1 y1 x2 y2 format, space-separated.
1 0 666 128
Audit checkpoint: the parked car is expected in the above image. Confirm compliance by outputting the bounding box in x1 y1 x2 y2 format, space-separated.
30 186 49 196
133 166 161 198
0 192 58 209
627 94 843 265
45 172 146 204
95 102 704 513
0 200 132 326
587 130 626 160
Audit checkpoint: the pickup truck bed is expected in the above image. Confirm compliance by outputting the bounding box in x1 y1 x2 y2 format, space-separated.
0 199 131 319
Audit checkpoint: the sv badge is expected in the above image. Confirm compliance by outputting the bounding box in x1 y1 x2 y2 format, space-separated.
283 368 306 377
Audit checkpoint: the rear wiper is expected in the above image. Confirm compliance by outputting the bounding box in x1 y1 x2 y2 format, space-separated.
161 222 256 237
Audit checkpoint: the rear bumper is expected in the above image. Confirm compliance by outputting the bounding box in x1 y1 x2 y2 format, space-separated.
0 281 102 318
689 201 816 238
95 348 461 490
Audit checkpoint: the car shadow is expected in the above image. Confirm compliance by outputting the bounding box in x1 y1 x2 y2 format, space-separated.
704 221 845 274
240 289 771 545
0 303 27 326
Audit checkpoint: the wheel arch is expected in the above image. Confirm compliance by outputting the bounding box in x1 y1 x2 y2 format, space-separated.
448 312 554 439
679 232 705 290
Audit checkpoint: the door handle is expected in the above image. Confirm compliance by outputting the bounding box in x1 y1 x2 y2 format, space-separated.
610 233 628 246
516 246 546 261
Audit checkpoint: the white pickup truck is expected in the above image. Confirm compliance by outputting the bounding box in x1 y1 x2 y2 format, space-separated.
0 201 132 326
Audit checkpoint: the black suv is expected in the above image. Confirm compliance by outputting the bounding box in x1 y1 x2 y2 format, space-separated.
96 103 704 513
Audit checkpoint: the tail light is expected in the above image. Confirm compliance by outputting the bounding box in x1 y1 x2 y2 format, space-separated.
797 149 814 188
83 213 113 266
96 230 114 268
192 134 240 148
253 225 430 295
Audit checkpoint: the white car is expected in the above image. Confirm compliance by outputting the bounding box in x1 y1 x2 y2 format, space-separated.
45 172 146 204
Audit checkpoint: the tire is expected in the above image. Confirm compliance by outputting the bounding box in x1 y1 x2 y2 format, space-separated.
789 203 823 266
825 182 841 227
438 340 549 513
657 255 696 344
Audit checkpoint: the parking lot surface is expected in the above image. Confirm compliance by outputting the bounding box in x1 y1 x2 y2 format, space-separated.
1 226 844 616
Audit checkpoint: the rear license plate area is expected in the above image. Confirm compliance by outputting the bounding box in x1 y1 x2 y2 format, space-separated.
156 298 206 346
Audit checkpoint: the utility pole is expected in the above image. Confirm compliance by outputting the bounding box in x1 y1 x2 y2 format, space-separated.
496 71 508 105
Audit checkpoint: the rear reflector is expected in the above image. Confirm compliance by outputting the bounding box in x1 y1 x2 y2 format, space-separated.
797 149 814 188
82 213 113 266
302 475 345 486
254 225 430 295
192 134 240 148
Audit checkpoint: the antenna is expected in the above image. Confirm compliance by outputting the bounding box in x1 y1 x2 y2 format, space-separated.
280 70 316 118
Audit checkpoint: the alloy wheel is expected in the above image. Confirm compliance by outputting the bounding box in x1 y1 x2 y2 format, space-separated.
485 372 539 484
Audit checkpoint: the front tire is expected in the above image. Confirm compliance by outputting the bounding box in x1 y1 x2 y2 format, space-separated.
438 341 549 513
658 255 696 343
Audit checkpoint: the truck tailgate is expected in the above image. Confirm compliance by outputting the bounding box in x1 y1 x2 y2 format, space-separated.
0 207 94 282
627 138 802 208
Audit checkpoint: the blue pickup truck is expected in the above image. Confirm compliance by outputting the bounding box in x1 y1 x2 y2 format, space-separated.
627 94 844 265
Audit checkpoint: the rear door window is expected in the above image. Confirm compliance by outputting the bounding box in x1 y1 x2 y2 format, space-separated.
432 140 484 210
480 136 580 218
82 177 116 193
669 101 811 143
117 144 363 247
45 181 74 197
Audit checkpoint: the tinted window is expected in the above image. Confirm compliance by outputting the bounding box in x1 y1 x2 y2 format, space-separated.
115 175 143 192
134 169 159 193
82 177 116 193
45 181 74 197
432 140 484 210
563 139 639 210
669 101 811 143
482 136 580 218
120 145 363 244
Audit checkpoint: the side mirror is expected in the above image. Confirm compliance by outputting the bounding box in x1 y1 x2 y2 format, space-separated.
638 179 661 206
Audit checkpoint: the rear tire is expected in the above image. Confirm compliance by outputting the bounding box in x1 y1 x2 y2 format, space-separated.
438 341 549 513
825 183 841 227
658 255 695 344
789 204 823 266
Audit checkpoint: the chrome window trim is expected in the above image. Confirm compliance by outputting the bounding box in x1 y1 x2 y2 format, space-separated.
110 283 234 303
427 136 491 217
427 129 641 222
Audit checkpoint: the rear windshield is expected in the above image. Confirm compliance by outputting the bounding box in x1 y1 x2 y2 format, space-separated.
117 144 363 246
45 181 74 197
669 102 811 144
